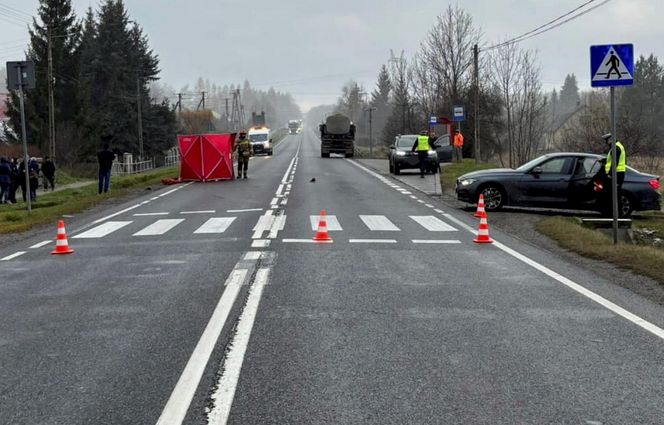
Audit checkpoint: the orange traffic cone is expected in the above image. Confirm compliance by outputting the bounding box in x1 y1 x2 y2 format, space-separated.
473 215 493 244
474 194 487 218
313 210 333 243
51 220 74 255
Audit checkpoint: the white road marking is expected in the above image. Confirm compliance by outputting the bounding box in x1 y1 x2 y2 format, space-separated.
270 198 279 206
29 240 52 249
349 239 398 244
360 215 400 231
194 218 237 234
73 221 132 239
276 184 285 196
252 211 275 239
434 209 445 214
156 268 248 425
425 204 435 208
440 212 664 342
402 191 413 195
227 208 263 213
207 268 270 425
268 215 287 239
244 252 262 261
410 195 418 199
412 240 462 244
410 216 457 232
180 210 216 215
417 200 425 204
309 215 343 231
251 240 270 248
134 212 170 217
282 239 318 244
1 251 26 261
133 219 185 236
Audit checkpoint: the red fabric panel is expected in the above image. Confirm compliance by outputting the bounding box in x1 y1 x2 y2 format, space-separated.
178 134 235 181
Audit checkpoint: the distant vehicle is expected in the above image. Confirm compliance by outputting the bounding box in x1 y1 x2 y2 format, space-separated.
288 120 301 135
319 113 355 158
455 152 661 216
388 135 439 175
247 127 273 156
431 135 453 163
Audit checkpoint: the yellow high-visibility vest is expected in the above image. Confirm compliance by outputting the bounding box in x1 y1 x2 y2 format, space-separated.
416 135 430 151
605 141 626 173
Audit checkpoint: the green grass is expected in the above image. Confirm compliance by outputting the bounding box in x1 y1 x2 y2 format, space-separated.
441 158 497 191
537 216 664 284
354 146 390 159
55 168 86 185
0 167 178 234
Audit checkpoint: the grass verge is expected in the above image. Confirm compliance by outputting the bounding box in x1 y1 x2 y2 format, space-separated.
441 158 496 191
536 216 664 284
0 167 178 234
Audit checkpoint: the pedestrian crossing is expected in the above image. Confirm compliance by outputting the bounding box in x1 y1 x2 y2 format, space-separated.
61 214 460 241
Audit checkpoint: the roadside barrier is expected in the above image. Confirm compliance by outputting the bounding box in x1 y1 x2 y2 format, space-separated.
313 210 333 243
473 214 493 244
474 194 487 218
51 220 74 255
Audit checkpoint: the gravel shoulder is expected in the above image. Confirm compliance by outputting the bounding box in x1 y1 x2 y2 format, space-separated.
357 158 664 307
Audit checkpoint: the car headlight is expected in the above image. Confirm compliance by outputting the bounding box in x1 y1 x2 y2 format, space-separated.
396 151 406 157
458 178 476 186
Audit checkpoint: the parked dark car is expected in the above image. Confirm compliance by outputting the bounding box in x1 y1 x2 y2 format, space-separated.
388 135 439 175
432 135 453 163
456 153 661 216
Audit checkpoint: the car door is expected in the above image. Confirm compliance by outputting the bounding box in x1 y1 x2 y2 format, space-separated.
518 156 575 207
433 135 453 162
568 156 602 209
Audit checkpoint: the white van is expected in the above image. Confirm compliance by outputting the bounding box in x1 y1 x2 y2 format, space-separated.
247 127 273 156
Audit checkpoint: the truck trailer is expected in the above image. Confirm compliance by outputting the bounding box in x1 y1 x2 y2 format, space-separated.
319 113 355 158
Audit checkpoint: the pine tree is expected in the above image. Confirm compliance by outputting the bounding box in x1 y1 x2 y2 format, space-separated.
371 64 391 145
559 74 580 116
6 0 80 153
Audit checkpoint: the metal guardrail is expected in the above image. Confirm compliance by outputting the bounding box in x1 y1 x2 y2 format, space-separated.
112 158 155 175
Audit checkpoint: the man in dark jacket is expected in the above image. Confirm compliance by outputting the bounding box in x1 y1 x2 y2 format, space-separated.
8 158 19 203
97 143 115 194
0 157 11 204
41 157 56 191
28 158 40 201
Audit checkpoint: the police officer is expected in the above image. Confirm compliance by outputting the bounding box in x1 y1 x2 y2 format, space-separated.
411 130 432 178
236 129 252 179
602 133 627 215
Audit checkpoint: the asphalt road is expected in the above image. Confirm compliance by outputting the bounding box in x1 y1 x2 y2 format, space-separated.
1 129 664 424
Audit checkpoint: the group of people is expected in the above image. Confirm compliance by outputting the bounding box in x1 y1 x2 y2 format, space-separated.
0 156 56 204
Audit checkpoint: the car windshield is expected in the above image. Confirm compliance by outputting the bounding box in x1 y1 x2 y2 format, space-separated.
249 134 268 142
396 136 417 148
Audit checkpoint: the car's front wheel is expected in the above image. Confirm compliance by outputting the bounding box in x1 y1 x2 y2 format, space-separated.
479 185 505 211
389 161 394 174
620 192 634 217
394 163 401 175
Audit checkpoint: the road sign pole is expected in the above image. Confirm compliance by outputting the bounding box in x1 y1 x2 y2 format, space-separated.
17 65 31 213
610 86 618 244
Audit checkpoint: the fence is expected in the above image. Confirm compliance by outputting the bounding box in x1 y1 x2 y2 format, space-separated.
111 158 155 175
164 150 180 168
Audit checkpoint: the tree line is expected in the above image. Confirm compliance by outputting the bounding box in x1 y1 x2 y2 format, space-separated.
329 5 663 172
2 0 177 166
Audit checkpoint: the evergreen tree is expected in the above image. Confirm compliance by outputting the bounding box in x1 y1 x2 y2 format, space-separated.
7 0 80 153
371 64 391 145
559 74 580 116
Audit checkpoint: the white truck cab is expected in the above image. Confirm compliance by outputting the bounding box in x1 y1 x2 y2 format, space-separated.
247 127 273 156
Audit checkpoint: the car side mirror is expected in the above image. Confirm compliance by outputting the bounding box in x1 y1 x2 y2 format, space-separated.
531 166 543 175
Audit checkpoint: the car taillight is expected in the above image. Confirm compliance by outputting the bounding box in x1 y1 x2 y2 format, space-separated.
648 178 660 190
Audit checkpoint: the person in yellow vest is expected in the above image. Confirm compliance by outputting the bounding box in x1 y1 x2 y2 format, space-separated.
602 132 627 215
453 129 464 162
235 129 252 179
411 130 432 178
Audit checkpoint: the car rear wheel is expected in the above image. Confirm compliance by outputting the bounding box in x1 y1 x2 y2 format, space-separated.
620 193 634 217
479 185 505 211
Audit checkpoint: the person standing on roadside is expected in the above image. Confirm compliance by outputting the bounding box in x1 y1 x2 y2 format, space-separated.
97 143 116 194
453 129 464 163
411 130 432 179
41 156 56 191
0 157 11 204
601 133 627 216
235 129 252 179
8 158 19 204
28 157 40 201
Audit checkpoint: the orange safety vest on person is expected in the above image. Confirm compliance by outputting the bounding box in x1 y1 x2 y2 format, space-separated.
453 132 464 147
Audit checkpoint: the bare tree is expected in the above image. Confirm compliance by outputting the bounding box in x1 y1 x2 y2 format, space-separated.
415 5 481 117
384 50 414 140
489 45 547 167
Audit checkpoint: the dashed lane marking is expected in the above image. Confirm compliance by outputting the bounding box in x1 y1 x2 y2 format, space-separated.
29 240 52 249
1 251 26 261
349 239 398 244
134 212 170 217
251 240 270 248
180 210 216 215
412 240 462 244
227 208 263 213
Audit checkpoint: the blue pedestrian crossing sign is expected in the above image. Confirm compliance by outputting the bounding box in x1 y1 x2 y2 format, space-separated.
590 44 634 87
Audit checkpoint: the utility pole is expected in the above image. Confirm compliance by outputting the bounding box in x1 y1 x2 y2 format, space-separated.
17 64 31 213
197 91 206 110
47 28 56 163
367 106 376 155
176 93 182 113
473 44 480 164
230 89 244 132
136 77 144 160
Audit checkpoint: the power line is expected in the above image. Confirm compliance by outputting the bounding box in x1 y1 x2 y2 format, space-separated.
0 2 32 19
484 0 612 51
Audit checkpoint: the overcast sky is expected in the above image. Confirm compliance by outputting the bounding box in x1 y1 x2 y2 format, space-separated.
1 0 662 112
